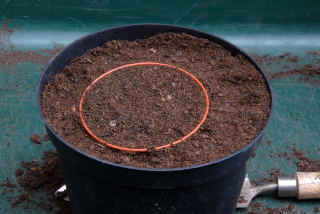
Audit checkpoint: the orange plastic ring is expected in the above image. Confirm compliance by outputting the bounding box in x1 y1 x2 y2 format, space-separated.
79 62 210 152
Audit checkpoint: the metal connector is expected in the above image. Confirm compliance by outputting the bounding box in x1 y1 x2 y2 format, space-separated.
278 176 297 197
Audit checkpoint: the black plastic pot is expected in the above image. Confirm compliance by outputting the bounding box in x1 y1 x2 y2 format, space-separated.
37 24 273 214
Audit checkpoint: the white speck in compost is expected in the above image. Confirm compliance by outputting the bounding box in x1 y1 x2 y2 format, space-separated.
166 95 173 100
171 82 176 87
110 120 117 127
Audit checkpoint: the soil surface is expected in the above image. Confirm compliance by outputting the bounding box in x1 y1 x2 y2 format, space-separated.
41 32 271 168
82 64 206 149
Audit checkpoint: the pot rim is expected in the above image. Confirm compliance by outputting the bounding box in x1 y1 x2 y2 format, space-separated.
37 23 274 172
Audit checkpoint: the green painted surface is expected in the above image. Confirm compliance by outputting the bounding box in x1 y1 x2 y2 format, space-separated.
0 0 319 213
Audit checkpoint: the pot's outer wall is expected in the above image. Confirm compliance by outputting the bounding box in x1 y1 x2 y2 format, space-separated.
38 24 273 214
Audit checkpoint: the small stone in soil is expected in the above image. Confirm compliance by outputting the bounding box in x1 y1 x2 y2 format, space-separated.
30 134 42 144
110 120 117 127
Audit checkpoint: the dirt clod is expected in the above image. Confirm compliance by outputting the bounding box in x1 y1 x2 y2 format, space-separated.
30 134 42 144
